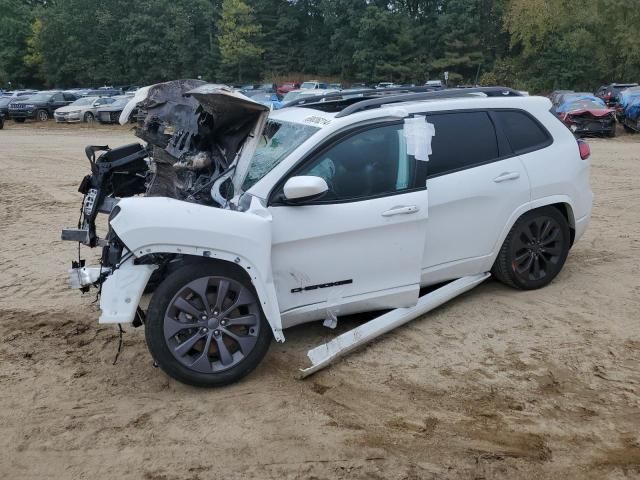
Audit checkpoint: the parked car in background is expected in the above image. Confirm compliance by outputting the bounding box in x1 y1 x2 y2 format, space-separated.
328 83 342 90
281 88 340 104
0 90 38 116
622 97 640 133
85 88 122 97
557 98 616 137
553 92 602 115
257 83 277 92
615 87 640 120
376 82 396 89
549 90 574 110
277 82 300 96
54 96 116 123
8 90 78 122
300 80 328 89
96 96 135 123
425 80 444 89
597 83 639 107
243 91 283 110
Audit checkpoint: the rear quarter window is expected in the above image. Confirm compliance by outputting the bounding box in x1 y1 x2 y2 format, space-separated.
492 110 550 154
426 111 499 177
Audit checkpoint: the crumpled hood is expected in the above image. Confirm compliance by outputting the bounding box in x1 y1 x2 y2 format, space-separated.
563 108 614 118
118 79 270 204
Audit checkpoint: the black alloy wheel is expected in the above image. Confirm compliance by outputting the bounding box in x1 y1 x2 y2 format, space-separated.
492 207 570 290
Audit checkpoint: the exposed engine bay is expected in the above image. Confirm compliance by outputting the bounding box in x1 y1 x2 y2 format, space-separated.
61 79 269 250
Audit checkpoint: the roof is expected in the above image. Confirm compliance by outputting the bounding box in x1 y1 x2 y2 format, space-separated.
272 94 553 129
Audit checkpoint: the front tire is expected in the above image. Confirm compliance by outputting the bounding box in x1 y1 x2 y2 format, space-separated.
492 207 570 290
145 263 271 387
84 112 94 123
36 109 49 122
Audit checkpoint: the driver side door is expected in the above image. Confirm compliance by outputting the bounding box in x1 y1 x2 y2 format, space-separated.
268 122 429 325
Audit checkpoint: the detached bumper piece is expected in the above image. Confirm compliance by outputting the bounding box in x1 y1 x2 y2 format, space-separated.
300 273 490 378
68 265 111 290
99 261 157 324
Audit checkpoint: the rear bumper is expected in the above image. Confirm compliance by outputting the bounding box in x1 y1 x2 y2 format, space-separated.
574 212 591 244
97 111 120 123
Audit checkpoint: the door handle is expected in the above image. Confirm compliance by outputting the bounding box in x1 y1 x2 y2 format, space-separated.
381 205 419 217
493 172 520 183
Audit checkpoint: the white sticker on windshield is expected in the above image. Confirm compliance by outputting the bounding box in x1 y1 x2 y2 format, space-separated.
404 115 435 162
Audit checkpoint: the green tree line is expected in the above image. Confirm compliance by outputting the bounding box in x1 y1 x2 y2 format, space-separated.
1 0 639 92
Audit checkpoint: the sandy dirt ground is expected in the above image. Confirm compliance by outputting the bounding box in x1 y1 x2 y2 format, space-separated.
0 121 639 479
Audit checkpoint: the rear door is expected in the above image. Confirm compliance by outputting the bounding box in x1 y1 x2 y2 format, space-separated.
268 122 429 315
421 110 531 277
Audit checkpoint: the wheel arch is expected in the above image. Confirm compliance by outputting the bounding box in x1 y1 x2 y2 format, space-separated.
109 196 284 342
136 247 285 342
492 196 577 264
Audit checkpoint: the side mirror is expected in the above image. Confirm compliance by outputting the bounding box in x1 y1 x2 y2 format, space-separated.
283 176 328 203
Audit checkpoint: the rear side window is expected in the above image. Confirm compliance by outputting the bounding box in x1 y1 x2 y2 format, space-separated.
426 111 499 177
493 110 550 154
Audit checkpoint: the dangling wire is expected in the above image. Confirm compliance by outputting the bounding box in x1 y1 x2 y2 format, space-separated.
112 324 125 365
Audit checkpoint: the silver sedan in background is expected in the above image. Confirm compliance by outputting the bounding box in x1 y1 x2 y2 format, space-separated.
54 96 115 123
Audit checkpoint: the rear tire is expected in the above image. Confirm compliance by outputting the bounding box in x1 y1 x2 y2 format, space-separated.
84 112 94 123
492 207 570 290
145 263 271 387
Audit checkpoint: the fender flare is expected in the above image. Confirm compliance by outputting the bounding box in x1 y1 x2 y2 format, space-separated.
110 197 285 342
138 245 284 342
490 195 576 263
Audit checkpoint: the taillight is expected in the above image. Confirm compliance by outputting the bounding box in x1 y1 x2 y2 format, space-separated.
577 139 590 160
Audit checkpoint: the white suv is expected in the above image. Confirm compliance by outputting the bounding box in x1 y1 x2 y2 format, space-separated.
63 82 592 387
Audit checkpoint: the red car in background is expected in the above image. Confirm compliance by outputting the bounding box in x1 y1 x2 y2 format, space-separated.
596 83 638 107
277 82 300 96
558 98 617 137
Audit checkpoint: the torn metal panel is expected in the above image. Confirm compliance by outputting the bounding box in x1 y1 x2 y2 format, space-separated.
300 273 490 377
126 80 268 206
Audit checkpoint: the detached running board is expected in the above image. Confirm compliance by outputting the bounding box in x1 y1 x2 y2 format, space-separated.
300 272 490 378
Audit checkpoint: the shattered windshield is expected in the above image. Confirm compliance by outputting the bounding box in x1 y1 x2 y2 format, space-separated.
242 120 320 191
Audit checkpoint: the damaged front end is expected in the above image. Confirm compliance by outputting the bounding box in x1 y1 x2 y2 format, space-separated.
562 110 616 136
61 79 269 301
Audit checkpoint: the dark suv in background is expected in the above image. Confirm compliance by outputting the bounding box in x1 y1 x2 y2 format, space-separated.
8 90 78 122
0 90 38 117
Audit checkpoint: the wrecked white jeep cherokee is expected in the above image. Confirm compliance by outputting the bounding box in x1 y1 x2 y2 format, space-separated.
63 81 593 387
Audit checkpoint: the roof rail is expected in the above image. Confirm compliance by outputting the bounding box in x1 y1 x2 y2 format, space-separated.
282 85 439 109
334 87 522 118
